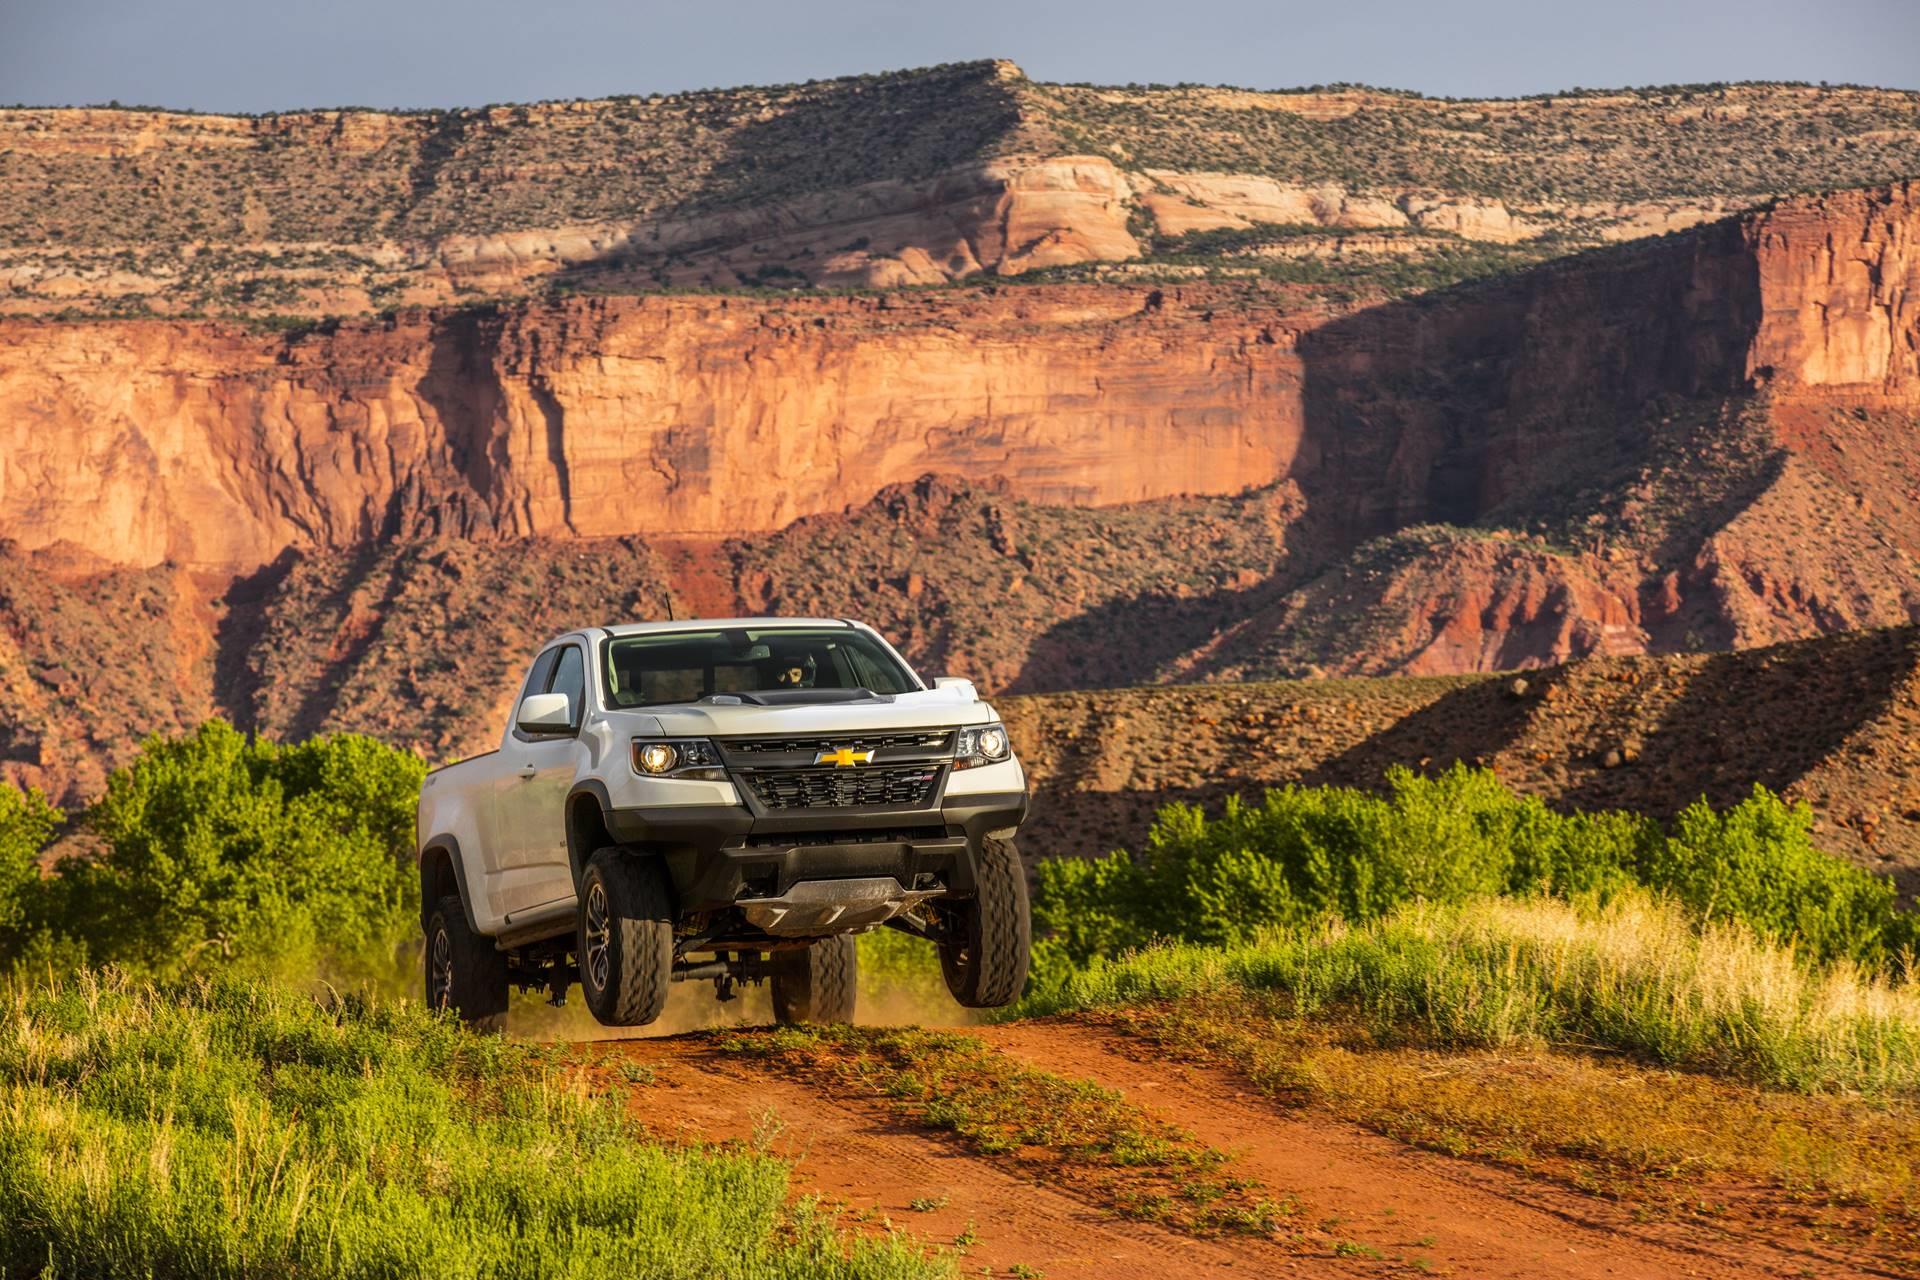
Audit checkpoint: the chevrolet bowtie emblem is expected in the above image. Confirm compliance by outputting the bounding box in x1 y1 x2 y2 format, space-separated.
815 747 875 767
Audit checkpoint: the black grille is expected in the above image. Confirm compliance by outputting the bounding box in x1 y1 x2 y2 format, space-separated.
740 765 941 810
724 731 954 756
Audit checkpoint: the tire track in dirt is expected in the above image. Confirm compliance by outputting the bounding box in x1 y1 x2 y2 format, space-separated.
598 1035 1353 1279
589 1019 1900 1279
976 1020 1901 1280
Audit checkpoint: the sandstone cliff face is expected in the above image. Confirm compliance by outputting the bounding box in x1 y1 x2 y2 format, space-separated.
2 185 1915 579
1742 186 1920 394
728 187 1920 685
0 288 1306 568
1136 171 1741 245
423 155 1143 295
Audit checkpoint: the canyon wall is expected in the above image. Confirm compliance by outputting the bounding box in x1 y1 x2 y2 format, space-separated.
4 185 1913 574
3 187 1919 806
1744 185 1920 395
0 289 1305 568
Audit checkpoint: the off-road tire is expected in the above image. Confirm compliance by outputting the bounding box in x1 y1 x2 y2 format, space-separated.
577 848 674 1028
770 933 859 1025
425 895 509 1033
938 834 1032 1008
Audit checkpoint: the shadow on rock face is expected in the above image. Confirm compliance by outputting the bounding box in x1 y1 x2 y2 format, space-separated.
1560 626 1920 819
1299 676 1541 791
1006 579 1289 697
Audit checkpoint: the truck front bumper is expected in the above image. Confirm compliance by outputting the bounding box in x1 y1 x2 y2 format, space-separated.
603 791 1027 915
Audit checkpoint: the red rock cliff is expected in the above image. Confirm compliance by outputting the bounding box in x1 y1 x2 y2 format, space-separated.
0 289 1309 567
4 185 1912 573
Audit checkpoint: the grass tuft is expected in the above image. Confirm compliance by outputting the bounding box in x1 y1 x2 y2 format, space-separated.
0 972 948 1279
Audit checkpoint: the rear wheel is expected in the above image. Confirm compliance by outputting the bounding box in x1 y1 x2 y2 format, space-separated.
577 848 674 1028
425 895 509 1033
938 835 1031 1009
770 933 858 1025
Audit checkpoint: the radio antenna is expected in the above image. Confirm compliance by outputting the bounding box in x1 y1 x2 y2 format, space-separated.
666 597 676 622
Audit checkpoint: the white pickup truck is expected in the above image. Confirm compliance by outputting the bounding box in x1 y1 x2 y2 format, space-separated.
415 618 1031 1031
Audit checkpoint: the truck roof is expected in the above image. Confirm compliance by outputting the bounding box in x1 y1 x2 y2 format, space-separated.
599 617 857 638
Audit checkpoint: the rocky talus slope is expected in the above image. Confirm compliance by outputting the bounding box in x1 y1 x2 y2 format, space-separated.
1003 625 1920 897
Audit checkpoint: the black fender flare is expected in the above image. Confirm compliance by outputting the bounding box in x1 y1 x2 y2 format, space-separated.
564 780 618 888
418 835 481 934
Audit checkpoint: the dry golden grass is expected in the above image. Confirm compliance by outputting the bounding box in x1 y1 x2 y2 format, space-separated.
1026 893 1920 1093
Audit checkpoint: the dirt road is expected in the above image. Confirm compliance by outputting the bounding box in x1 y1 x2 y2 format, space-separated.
591 1019 1895 1279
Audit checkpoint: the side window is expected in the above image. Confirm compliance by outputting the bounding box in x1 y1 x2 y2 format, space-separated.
548 645 586 730
515 649 559 719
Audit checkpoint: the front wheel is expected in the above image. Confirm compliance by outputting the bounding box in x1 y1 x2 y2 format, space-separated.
770 933 858 1025
425 895 509 1033
937 834 1032 1009
577 848 674 1027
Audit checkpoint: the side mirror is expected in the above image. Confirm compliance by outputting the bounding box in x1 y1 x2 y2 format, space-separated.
517 691 572 734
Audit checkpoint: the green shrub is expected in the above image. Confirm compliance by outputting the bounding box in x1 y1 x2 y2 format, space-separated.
1648 785 1916 967
0 780 60 947
41 720 426 984
1033 767 1912 985
1036 766 1641 964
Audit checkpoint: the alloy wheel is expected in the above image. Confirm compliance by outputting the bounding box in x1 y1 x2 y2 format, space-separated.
583 881 611 992
428 926 453 1008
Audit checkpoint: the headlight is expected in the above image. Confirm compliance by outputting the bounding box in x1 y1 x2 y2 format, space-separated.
953 723 1012 770
631 737 726 781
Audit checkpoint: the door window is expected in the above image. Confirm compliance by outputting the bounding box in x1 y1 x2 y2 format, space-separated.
512 646 575 742
514 649 559 719
548 645 586 731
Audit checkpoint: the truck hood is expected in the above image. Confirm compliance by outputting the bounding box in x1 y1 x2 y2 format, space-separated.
607 683 1002 738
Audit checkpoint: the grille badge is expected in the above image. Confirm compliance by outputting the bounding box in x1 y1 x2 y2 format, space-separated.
814 747 876 767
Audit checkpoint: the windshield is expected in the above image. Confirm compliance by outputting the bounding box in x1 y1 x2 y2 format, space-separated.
601 627 919 707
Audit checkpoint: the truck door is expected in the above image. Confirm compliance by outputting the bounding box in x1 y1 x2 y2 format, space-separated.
494 642 586 918
472 646 558 919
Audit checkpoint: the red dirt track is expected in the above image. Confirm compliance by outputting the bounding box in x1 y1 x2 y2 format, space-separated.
591 1021 1897 1279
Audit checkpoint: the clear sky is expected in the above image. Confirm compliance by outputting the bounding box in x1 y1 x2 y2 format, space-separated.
3 0 1916 113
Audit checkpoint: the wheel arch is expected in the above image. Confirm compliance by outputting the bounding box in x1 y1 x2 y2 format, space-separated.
418 836 480 933
566 781 617 888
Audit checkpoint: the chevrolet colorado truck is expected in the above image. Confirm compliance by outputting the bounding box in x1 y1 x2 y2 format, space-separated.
415 618 1031 1031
